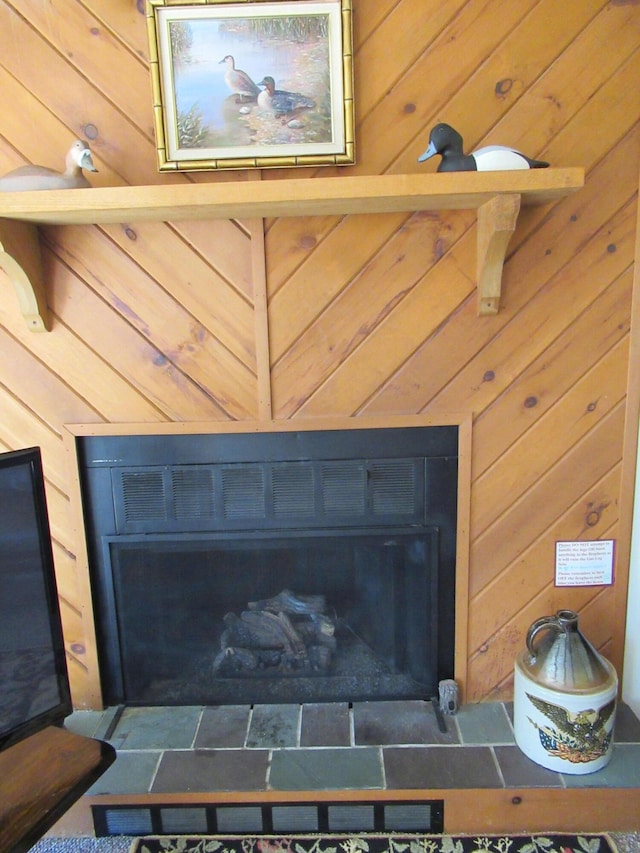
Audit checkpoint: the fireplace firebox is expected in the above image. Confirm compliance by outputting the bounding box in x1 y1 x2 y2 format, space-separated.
78 425 459 707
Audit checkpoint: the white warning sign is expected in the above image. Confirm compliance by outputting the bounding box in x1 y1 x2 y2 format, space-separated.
555 539 614 587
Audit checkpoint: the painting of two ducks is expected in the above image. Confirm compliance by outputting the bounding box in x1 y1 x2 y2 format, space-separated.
148 1 351 169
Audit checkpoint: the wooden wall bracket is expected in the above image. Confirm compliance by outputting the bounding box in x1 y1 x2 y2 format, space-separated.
476 193 521 316
0 219 49 331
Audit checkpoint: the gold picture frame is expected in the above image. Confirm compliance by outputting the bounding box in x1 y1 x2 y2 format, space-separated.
146 0 355 171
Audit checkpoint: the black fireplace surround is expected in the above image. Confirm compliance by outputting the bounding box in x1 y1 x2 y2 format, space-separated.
78 426 458 707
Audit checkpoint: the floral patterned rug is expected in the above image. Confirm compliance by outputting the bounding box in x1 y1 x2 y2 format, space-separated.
130 833 618 853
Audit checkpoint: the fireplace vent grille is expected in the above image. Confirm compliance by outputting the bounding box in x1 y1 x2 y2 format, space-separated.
320 461 365 514
221 466 265 519
121 470 166 523
273 465 316 517
172 467 216 520
113 458 424 534
112 458 425 533
371 460 416 514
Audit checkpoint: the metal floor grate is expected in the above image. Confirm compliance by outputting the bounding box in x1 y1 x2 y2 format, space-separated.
92 800 445 836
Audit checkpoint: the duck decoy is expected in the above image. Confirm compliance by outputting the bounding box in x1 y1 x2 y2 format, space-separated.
219 55 260 102
418 123 549 172
0 139 98 191
257 76 315 117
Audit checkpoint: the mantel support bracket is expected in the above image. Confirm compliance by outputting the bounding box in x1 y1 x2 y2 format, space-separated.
0 219 49 331
476 193 521 316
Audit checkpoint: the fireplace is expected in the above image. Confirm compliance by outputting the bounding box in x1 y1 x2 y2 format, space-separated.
77 424 459 707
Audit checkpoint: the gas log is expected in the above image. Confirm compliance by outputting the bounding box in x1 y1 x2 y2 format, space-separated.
212 589 337 676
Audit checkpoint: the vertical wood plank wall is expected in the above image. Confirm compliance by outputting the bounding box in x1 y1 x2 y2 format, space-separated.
0 0 638 706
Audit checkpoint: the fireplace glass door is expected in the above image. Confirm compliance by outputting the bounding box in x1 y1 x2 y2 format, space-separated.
105 529 439 705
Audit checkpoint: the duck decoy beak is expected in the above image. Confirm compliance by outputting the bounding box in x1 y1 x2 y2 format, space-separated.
417 141 437 163
80 149 98 172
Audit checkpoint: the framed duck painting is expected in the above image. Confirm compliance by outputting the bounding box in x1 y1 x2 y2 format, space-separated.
146 0 355 171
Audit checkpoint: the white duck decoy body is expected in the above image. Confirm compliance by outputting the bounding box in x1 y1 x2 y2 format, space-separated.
418 123 549 172
0 139 98 191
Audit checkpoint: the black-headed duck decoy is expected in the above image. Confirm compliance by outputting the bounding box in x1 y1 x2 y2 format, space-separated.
0 139 98 191
418 123 549 172
257 76 315 117
219 55 260 102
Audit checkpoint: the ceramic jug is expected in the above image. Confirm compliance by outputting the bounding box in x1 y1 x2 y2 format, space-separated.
513 609 617 774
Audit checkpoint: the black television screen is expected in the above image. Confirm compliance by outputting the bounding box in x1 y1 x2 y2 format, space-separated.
0 447 72 752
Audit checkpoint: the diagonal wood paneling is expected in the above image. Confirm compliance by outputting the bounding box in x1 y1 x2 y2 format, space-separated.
0 0 639 706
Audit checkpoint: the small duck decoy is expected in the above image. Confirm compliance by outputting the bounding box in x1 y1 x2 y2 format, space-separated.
0 139 98 191
418 123 549 172
219 55 260 102
257 76 315 117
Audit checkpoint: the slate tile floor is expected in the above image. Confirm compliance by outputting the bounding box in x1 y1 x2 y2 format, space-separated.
64 699 640 797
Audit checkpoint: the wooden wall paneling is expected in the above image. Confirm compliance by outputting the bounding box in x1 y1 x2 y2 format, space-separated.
487 4 640 157
98 221 256 371
472 267 634 480
470 404 626 599
462 189 637 445
352 0 403 46
356 0 541 176
469 464 623 655
42 225 257 419
268 212 410 360
0 389 66 487
353 0 470 123
581 586 616 650
291 209 474 417
271 209 473 417
0 138 22 174
58 599 86 661
0 5 158 188
48 521 87 695
175 219 254 301
543 50 640 171
0 328 102 430
42 244 231 423
454 200 636 471
265 214 346 297
454 412 473 697
381 0 605 177
434 0 605 141
471 338 629 536
300 220 477 418
0 270 167 424
11 0 152 132
364 116 637 415
74 1 151 63
0 70 87 178
49 487 78 569
52 537 81 613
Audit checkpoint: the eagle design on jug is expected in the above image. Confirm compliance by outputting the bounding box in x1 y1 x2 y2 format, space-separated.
525 692 616 764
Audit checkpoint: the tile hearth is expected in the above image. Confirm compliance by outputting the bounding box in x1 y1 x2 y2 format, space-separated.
66 699 640 798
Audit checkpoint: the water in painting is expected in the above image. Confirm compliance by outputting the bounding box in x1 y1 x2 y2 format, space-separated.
168 13 335 154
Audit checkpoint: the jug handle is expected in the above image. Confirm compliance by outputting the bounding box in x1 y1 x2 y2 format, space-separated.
526 614 562 658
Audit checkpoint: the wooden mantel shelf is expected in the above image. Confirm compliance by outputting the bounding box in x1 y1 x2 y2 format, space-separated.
0 168 583 330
